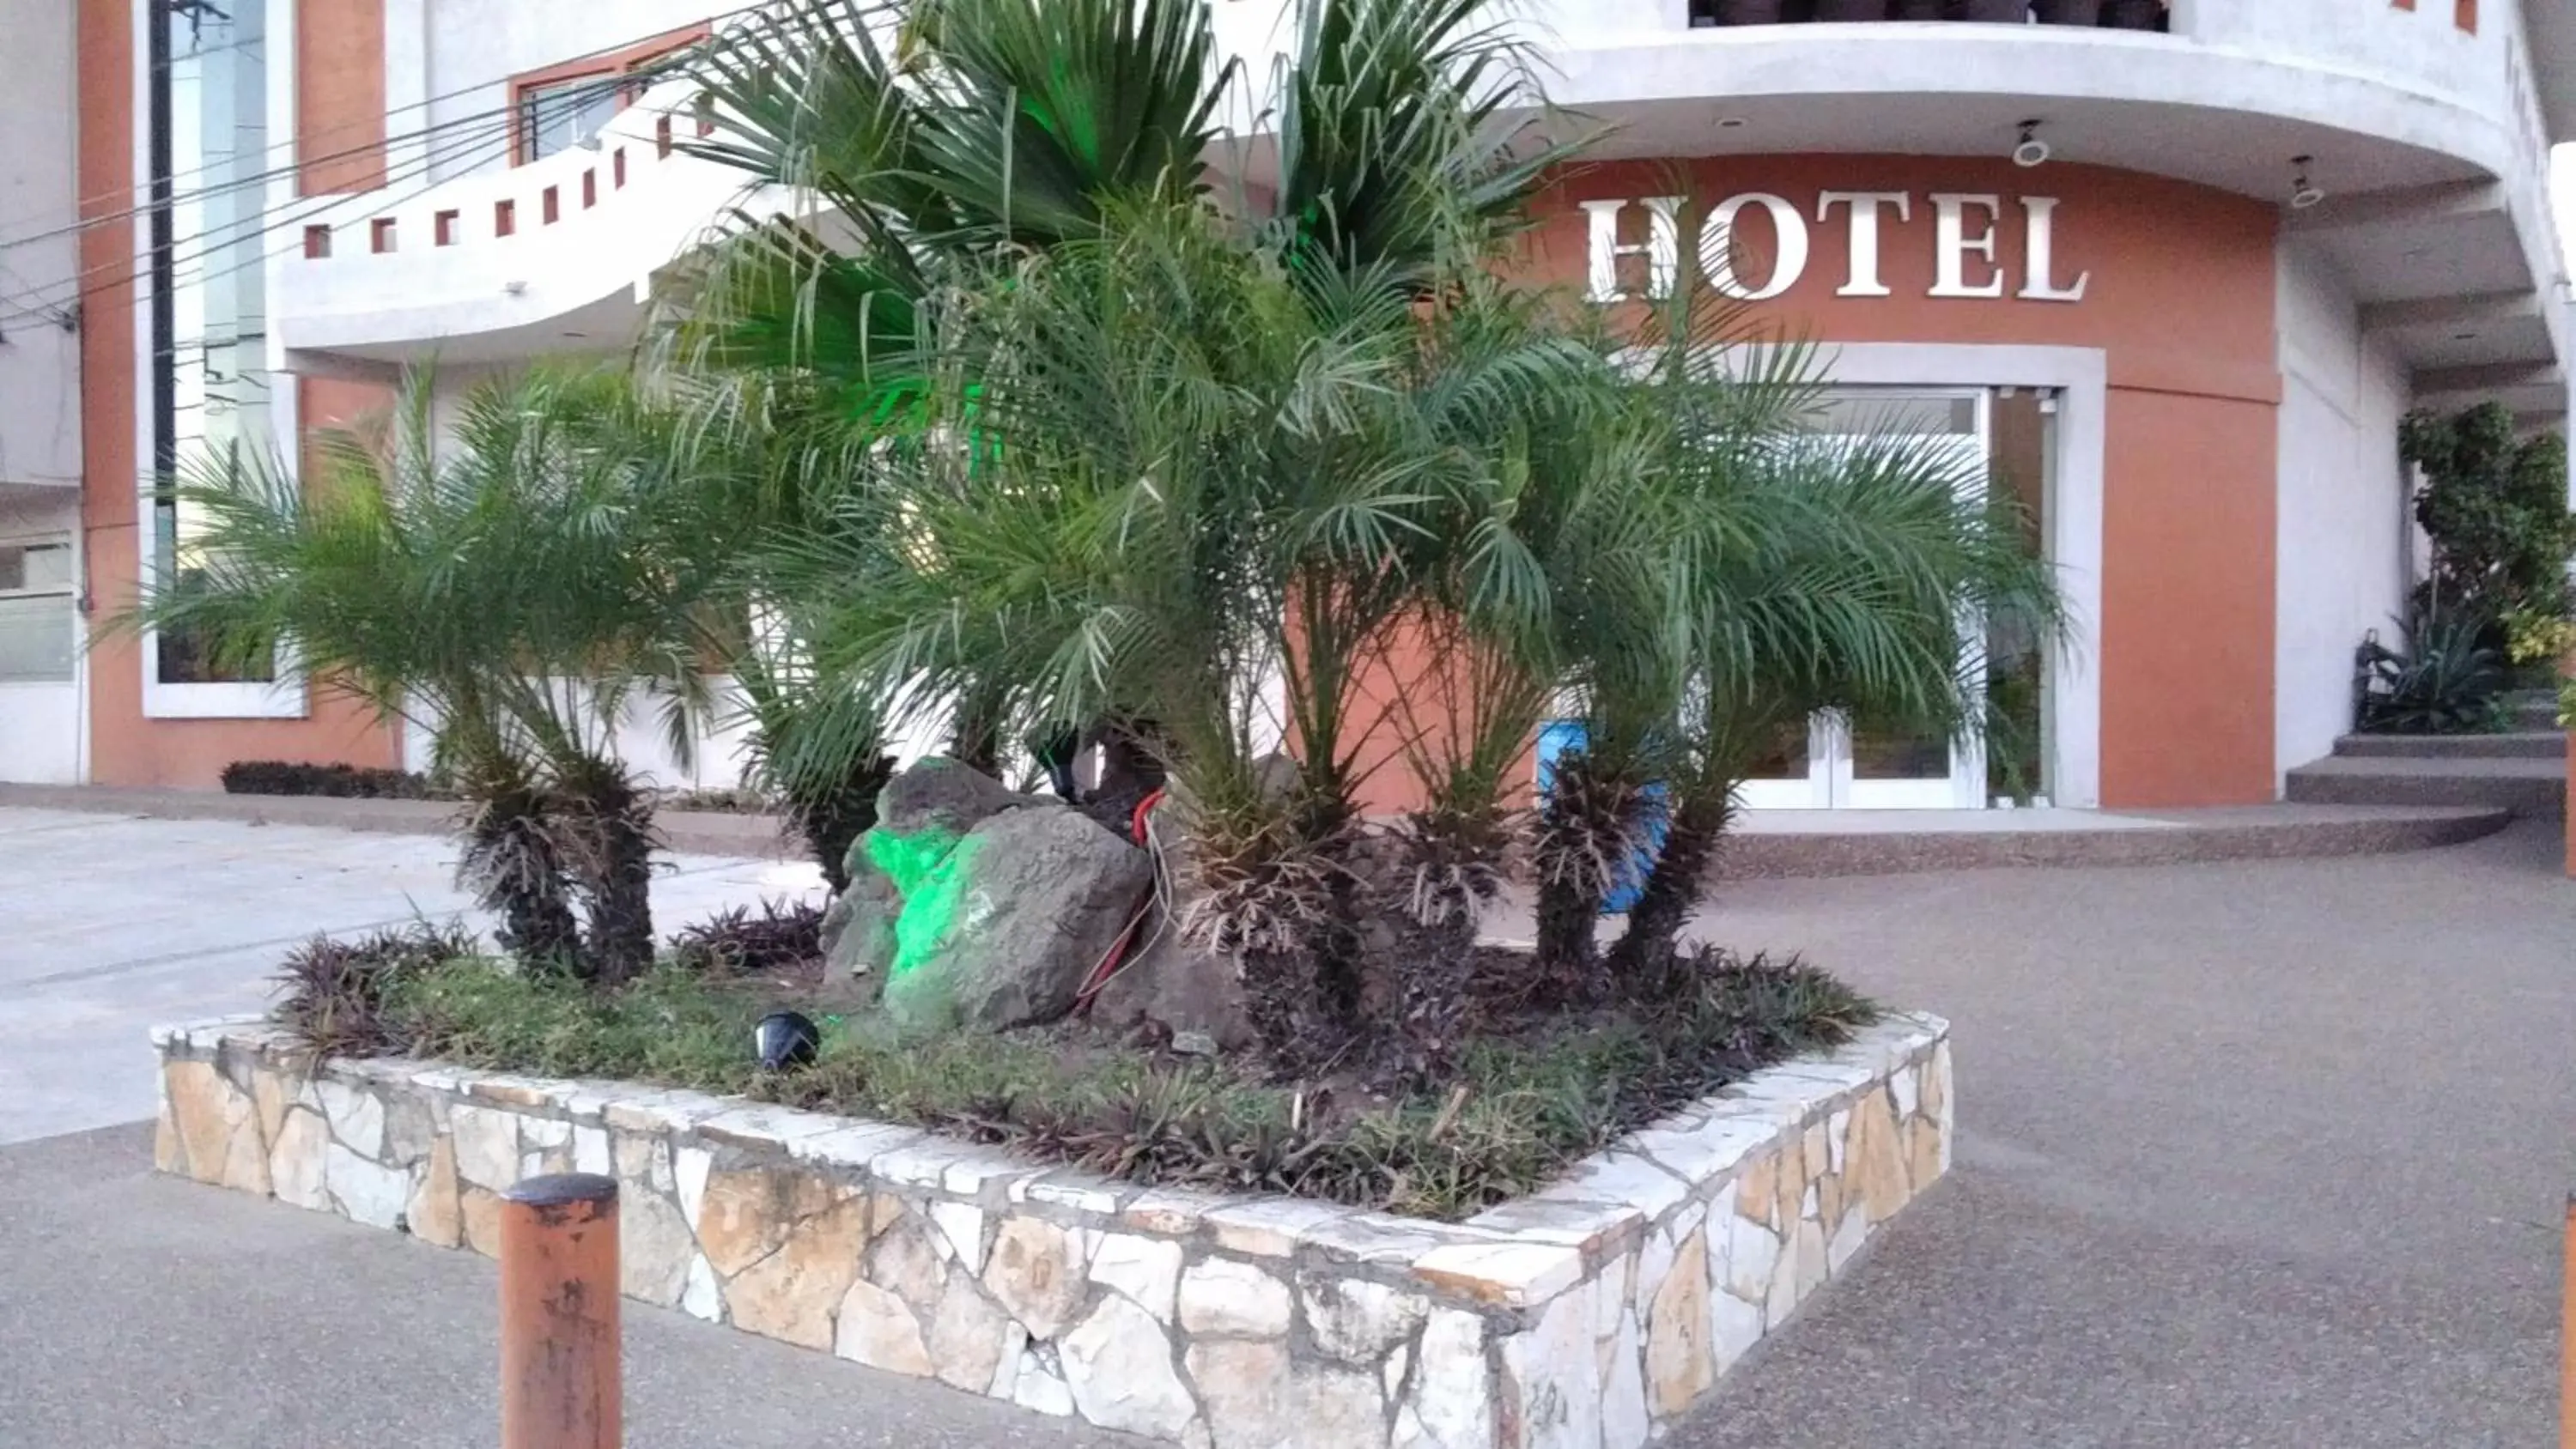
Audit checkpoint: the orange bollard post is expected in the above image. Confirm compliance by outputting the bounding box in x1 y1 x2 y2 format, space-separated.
2564 1194 2575 1449
499 1173 623 1449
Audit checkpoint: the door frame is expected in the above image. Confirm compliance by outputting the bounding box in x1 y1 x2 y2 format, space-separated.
1723 344 2106 809
1731 386 1995 811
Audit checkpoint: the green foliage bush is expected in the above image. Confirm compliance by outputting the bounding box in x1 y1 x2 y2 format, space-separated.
328 942 1872 1220
2400 403 2576 636
221 761 442 800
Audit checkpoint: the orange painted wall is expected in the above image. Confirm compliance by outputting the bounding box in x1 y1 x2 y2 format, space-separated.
1477 155 2284 810
296 0 387 196
76 0 399 787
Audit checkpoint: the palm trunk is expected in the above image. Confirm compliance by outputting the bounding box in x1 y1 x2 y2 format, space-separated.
1381 821 1497 1082
1240 944 1320 1068
463 786 582 969
555 761 659 985
582 791 659 985
1534 876 1601 1003
1532 750 1633 1006
794 753 893 892
1604 788 1731 980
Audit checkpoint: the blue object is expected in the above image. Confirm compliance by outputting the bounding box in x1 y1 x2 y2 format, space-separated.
1533 719 1669 915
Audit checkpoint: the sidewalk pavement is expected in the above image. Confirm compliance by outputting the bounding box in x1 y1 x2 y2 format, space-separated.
0 805 822 1145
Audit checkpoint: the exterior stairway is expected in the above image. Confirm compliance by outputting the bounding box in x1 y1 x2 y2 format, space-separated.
2285 692 2567 818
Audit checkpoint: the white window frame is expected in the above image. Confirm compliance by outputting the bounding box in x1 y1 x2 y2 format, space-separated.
0 530 81 688
131 0 309 720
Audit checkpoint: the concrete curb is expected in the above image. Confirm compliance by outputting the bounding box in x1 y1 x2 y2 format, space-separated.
0 784 796 859
0 785 2511 878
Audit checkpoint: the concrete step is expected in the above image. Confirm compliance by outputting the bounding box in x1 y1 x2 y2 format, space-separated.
2334 731 2567 761
2283 755 2567 818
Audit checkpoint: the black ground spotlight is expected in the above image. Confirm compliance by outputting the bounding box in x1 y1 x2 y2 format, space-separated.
753 1010 821 1072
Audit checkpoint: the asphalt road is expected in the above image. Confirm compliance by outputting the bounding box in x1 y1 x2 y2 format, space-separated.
0 1124 1145 1448
1666 819 2576 1448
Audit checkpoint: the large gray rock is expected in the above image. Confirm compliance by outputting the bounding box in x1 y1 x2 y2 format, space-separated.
1086 916 1255 1052
818 872 900 996
822 757 1036 993
1084 809 1255 1049
878 803 1155 1037
876 755 1036 838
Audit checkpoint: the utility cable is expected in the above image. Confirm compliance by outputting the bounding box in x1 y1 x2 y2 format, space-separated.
6 0 788 249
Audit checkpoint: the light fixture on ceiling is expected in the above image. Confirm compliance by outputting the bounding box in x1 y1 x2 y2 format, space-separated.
1717 116 1749 130
2011 119 2050 170
503 280 529 296
2451 330 2480 342
2288 155 2326 210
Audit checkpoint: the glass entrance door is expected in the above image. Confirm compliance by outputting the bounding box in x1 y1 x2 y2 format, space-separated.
1732 389 1991 811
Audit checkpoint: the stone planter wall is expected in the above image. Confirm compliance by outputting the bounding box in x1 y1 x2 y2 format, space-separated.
152 1013 1950 1448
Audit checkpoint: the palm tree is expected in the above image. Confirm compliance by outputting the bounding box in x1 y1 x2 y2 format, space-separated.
1516 288 2063 990
645 0 2058 1069
126 368 727 983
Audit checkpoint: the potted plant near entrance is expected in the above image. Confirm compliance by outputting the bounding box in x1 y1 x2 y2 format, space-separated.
2100 0 2163 27
2032 0 2104 23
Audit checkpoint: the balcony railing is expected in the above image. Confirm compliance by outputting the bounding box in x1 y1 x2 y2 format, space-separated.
1686 1 2168 29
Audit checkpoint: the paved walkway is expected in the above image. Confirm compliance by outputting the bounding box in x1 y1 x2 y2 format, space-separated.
0 806 823 1145
1668 819 2576 1448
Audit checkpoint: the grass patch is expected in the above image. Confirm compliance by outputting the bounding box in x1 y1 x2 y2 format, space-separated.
289 941 1873 1221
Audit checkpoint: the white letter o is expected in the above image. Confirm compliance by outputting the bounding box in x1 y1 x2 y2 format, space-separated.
1698 192 1810 301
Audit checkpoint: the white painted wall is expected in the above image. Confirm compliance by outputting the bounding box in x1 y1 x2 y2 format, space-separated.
0 2 84 785
0 493 84 785
2274 238 2413 780
0 0 83 490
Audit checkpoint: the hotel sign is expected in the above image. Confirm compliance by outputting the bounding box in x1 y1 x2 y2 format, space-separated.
1581 191 2090 306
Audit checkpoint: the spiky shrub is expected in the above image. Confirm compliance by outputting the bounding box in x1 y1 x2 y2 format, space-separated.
666 898 828 976
272 921 478 1058
733 653 895 891
1528 284 2062 979
2354 599 2512 736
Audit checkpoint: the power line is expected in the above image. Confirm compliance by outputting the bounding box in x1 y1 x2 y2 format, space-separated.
7 0 781 247
0 103 529 322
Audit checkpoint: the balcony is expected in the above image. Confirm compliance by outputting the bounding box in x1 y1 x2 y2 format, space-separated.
271 77 782 371
1686 1 2166 29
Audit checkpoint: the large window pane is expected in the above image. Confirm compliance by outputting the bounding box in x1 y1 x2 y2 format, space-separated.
157 0 273 684
1984 387 2054 803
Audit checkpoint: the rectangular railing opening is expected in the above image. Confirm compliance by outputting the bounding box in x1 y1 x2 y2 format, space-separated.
1686 1 2168 27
